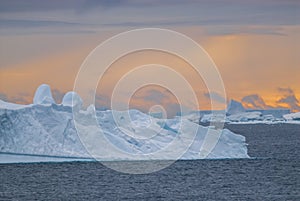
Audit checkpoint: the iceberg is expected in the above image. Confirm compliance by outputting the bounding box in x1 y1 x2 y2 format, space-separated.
200 111 280 124
226 99 246 115
227 111 263 122
200 113 227 123
0 105 249 160
0 84 250 162
199 99 285 124
283 112 300 121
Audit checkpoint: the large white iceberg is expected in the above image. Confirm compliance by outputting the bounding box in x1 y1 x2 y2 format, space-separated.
0 84 250 161
0 105 249 160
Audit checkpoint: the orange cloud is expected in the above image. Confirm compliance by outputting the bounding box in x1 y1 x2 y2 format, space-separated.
0 26 299 112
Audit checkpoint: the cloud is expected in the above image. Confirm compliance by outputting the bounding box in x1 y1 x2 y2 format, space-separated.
95 93 111 110
0 0 198 12
0 92 30 104
0 93 9 102
139 89 171 103
276 87 300 112
93 88 181 117
204 91 226 103
52 89 65 104
0 0 78 12
1 0 299 35
241 94 271 109
10 95 30 104
278 87 294 95
0 19 84 28
130 88 180 117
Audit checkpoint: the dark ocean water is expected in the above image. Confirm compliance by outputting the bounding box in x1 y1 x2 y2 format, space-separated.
1 123 299 201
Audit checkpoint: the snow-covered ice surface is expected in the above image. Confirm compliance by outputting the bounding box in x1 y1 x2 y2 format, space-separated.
0 100 31 110
0 104 249 162
181 112 201 124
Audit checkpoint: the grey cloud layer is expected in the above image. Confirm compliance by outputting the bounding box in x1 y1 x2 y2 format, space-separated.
0 0 299 35
242 94 271 109
277 87 300 112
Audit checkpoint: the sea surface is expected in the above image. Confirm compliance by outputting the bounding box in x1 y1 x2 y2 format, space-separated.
1 123 299 200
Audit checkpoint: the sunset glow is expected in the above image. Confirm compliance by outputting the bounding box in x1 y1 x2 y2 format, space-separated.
0 0 299 113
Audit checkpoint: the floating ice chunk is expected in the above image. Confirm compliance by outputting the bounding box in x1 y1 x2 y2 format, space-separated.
201 113 227 123
283 112 300 121
227 112 262 122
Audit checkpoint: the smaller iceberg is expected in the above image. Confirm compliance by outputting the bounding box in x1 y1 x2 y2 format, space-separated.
227 111 263 122
283 112 300 121
226 99 245 115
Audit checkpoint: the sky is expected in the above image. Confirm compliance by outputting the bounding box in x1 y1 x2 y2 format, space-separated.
0 0 299 115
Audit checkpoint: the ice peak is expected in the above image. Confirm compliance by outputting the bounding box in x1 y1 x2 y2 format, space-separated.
62 91 82 108
33 84 55 105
